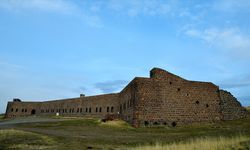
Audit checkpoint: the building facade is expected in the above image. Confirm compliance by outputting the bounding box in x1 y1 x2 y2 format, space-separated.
5 68 248 127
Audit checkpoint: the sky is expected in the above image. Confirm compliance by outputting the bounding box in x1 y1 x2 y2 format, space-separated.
0 0 250 113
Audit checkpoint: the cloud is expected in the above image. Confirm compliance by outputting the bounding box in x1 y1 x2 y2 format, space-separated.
0 0 102 27
95 80 128 93
219 74 250 89
0 0 76 13
107 0 177 17
213 0 250 13
185 27 250 58
237 96 250 106
0 61 25 70
70 86 87 95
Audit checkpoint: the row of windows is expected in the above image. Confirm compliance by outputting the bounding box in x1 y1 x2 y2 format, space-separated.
40 106 114 114
144 121 177 127
120 99 133 113
10 108 27 113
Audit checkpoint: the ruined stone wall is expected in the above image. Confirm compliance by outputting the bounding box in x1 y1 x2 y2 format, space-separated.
5 93 119 119
134 69 222 127
5 67 248 128
219 90 247 120
118 79 135 124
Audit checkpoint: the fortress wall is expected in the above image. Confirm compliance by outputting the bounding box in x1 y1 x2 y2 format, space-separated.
134 76 222 127
5 101 41 118
5 94 119 119
219 90 247 120
119 79 137 124
150 68 184 83
81 93 119 118
4 67 247 127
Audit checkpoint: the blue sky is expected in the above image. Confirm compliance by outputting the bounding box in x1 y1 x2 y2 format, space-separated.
0 0 250 113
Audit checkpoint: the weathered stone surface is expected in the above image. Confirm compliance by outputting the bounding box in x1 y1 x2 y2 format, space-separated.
219 90 247 120
4 68 247 127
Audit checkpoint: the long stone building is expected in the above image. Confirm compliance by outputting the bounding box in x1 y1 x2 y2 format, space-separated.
5 68 247 127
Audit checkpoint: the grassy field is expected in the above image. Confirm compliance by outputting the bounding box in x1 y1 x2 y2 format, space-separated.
0 114 4 120
0 129 56 150
132 135 250 150
0 116 250 149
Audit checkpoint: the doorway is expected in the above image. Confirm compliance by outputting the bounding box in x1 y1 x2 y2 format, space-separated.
31 109 36 115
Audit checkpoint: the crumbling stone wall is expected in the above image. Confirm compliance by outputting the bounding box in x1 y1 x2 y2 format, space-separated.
133 68 222 127
219 90 247 120
5 67 247 127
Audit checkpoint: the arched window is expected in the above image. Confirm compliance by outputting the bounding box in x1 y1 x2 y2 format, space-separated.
120 105 122 113
111 106 114 113
172 122 177 127
99 107 102 112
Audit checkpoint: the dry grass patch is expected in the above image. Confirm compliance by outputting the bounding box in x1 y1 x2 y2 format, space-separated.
246 106 250 111
100 120 133 129
132 135 250 150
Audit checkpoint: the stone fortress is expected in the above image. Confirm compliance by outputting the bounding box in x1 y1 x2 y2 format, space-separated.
5 68 248 127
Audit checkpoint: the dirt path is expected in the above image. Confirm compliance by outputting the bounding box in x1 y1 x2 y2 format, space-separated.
0 116 67 128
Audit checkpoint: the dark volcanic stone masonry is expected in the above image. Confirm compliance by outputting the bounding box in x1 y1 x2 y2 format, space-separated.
5 68 247 127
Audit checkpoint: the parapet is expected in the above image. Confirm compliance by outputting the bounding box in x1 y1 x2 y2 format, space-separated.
80 94 85 98
13 98 22 102
150 67 184 81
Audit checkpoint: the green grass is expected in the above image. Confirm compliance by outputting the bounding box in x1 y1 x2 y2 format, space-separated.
0 129 56 150
246 106 250 111
0 114 4 120
1 116 250 149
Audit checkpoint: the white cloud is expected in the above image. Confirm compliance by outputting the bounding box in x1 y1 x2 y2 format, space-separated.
107 0 176 17
0 0 102 27
0 0 76 14
185 27 250 58
213 0 250 12
220 75 250 89
95 80 128 93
